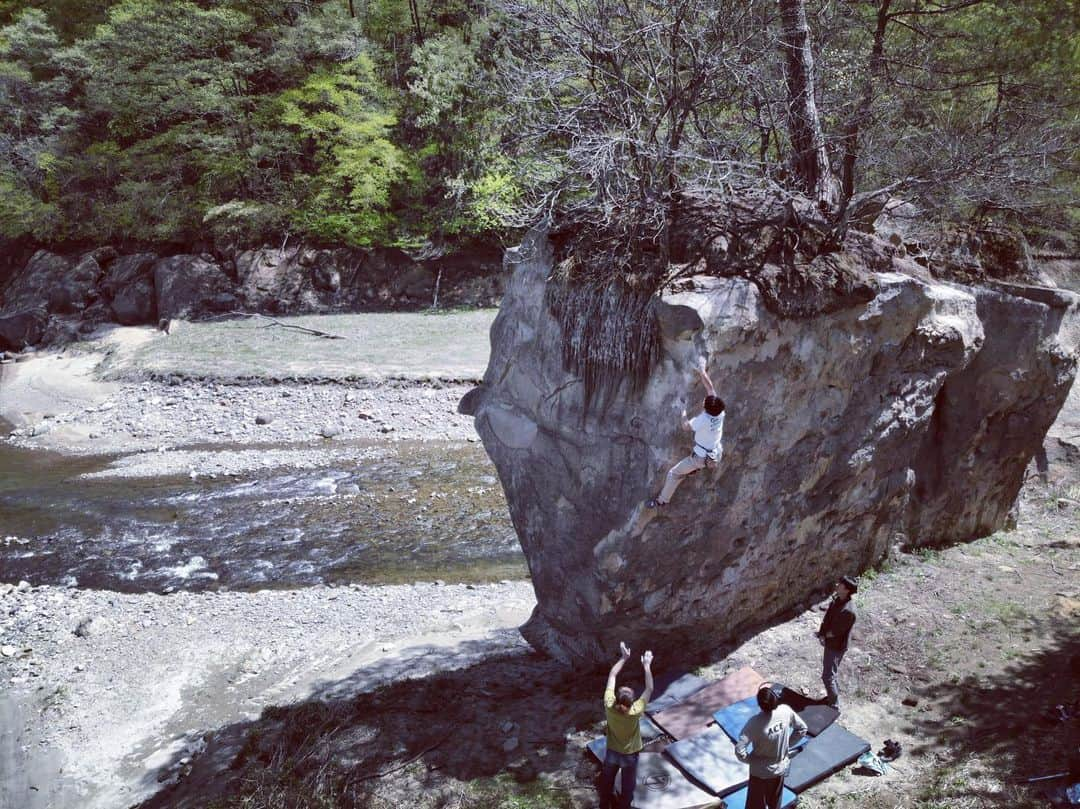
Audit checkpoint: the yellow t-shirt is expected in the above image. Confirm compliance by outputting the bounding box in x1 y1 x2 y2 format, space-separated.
604 687 647 754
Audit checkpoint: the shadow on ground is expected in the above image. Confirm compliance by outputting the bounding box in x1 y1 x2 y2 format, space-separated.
133 634 630 808
903 617 1080 807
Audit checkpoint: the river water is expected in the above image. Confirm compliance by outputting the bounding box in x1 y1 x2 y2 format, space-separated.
0 437 525 592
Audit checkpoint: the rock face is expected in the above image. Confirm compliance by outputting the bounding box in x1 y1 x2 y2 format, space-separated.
462 229 1079 665
102 253 159 325
0 250 101 314
0 241 504 348
0 308 48 351
233 244 503 312
153 255 236 320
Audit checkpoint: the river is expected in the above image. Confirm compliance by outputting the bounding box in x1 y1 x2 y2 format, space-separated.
0 436 525 593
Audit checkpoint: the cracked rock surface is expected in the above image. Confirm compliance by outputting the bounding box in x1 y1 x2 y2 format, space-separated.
463 229 1079 665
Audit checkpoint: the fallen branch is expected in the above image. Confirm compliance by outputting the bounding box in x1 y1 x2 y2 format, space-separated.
353 739 444 782
227 312 346 340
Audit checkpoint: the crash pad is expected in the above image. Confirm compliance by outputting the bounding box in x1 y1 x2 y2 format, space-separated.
652 667 764 740
715 784 798 809
587 715 668 762
784 723 871 793
647 672 712 715
798 704 839 737
612 752 723 809
777 685 816 713
713 696 761 743
664 725 748 797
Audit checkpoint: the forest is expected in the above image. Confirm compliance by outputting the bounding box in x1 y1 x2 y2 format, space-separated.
0 0 1077 253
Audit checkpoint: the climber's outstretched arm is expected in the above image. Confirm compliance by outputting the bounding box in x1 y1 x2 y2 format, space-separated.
606 641 632 691
641 650 655 703
696 367 716 398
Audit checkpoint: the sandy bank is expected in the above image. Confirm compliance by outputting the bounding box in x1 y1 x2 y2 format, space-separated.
2 315 489 457
0 580 536 809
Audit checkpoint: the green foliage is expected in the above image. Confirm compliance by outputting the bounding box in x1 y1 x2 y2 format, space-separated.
0 0 513 247
0 0 1074 249
278 56 407 245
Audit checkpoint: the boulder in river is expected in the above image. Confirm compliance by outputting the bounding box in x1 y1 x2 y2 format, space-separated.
462 220 1079 666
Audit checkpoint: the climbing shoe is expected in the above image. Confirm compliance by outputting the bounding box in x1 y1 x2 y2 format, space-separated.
879 739 902 762
646 499 665 509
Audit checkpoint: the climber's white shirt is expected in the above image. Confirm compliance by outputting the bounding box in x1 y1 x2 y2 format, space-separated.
690 411 724 459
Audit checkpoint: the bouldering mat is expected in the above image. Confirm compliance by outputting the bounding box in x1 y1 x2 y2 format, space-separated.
587 716 668 762
713 697 760 743
798 704 839 736
712 698 809 751
648 672 712 715
774 686 838 735
777 685 816 712
784 723 870 793
715 784 798 809
612 752 723 809
653 667 764 739
664 725 748 796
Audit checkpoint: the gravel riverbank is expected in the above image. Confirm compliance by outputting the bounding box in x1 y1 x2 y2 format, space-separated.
0 580 536 809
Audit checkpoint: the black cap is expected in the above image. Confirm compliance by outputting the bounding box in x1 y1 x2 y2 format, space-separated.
840 575 858 593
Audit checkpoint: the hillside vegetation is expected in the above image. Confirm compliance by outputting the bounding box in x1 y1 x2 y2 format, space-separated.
1 0 1077 255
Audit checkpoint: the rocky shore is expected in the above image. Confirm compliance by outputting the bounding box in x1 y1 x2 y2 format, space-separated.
0 241 505 353
0 579 536 809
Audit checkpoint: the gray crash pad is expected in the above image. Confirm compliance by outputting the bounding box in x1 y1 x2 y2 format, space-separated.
664 725 748 796
784 723 871 792
798 704 840 736
612 752 722 809
647 672 712 715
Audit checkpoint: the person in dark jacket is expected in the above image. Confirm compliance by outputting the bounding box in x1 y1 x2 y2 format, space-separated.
815 575 857 709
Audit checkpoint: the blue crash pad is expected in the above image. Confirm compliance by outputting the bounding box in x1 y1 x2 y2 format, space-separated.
784 723 870 793
717 784 798 809
648 672 712 715
713 697 761 743
587 715 666 762
664 725 747 797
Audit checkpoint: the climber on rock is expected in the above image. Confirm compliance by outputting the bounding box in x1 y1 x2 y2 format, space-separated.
647 364 725 509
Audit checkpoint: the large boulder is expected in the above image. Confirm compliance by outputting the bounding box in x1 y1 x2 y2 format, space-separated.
153 255 236 320
0 308 47 350
462 229 1079 666
1 250 102 314
102 253 158 325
